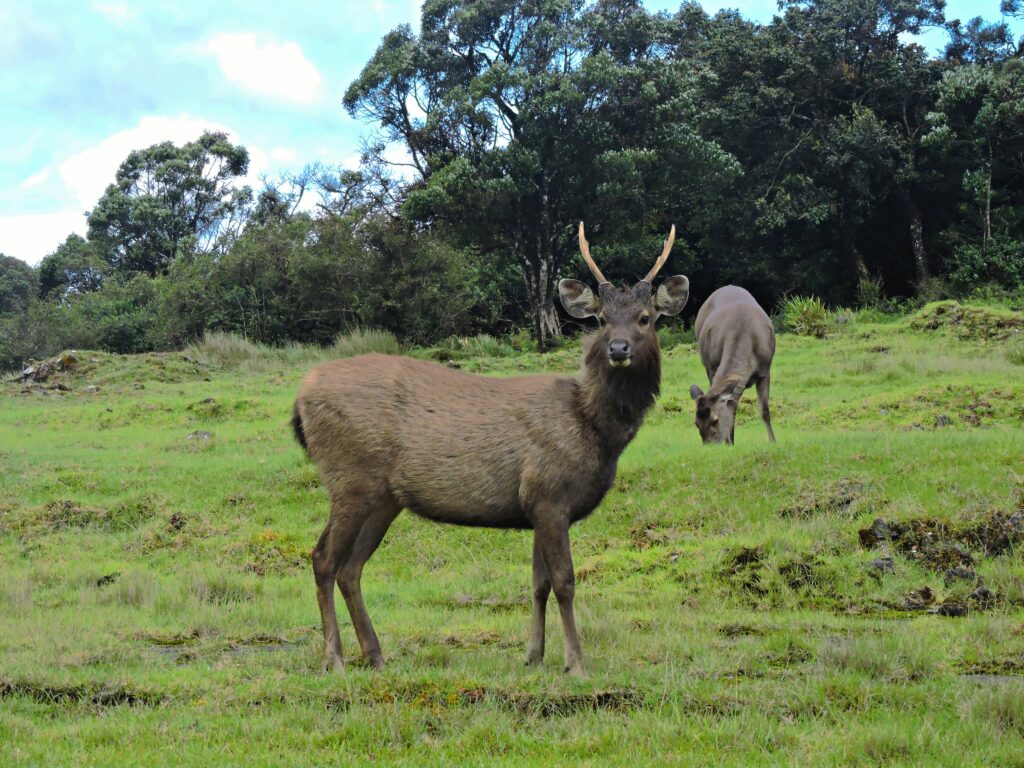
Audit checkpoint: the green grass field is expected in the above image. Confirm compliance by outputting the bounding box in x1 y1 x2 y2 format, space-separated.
2 302 1023 766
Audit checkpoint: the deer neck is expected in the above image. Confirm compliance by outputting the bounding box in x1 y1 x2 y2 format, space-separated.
578 336 661 456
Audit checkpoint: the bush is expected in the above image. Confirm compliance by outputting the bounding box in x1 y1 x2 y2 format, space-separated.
428 333 517 361
1007 341 1024 366
948 237 1024 295
657 321 696 350
856 275 886 309
186 331 325 370
332 328 403 357
782 295 830 338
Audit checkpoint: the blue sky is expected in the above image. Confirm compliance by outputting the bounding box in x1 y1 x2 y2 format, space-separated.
1 0 1019 265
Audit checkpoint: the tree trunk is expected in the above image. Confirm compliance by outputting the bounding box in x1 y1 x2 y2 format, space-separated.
843 214 868 284
520 249 562 351
984 143 993 249
531 265 561 351
906 198 929 285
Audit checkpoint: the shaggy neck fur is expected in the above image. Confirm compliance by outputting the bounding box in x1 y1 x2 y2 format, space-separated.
577 333 661 456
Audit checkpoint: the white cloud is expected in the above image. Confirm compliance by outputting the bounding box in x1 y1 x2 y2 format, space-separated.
21 169 49 189
57 114 236 210
0 212 88 266
201 33 323 104
9 113 305 266
270 146 297 163
91 2 136 25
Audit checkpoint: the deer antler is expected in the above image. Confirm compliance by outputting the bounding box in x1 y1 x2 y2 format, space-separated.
643 224 676 283
578 222 609 285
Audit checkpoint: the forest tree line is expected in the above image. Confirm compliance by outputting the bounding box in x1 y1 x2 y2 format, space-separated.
2 0 1023 368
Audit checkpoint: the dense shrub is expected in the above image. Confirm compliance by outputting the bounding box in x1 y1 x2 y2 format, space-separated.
782 296 831 338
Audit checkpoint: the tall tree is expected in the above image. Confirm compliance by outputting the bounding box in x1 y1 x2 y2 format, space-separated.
87 131 251 276
37 235 107 299
0 254 37 316
923 59 1024 288
345 0 734 346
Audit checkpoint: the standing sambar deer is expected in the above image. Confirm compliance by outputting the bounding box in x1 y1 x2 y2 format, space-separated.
689 285 776 444
292 223 688 676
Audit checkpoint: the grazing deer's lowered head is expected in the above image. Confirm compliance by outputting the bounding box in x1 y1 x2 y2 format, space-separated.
293 221 688 677
689 285 777 445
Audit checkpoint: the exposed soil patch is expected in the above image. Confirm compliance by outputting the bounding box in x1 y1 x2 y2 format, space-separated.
10 495 160 535
449 593 530 612
138 626 205 647
867 556 895 574
903 586 936 611
0 678 164 707
859 511 1023 570
496 689 643 717
911 302 1024 342
243 529 309 575
779 479 865 520
958 654 1024 678
717 623 767 637
441 630 502 648
722 546 767 596
764 639 814 666
630 525 672 549
825 385 1023 429
351 681 644 717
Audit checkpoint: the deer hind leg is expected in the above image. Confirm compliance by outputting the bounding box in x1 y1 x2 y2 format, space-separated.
525 536 551 666
533 514 584 676
336 496 400 669
757 375 776 443
311 489 376 673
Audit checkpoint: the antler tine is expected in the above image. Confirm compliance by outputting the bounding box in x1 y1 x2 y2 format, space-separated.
643 224 676 283
578 222 610 285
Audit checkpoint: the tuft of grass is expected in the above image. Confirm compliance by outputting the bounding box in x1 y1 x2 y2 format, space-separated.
332 328 403 358
428 334 518 361
1006 340 1024 366
782 295 831 338
965 683 1024 736
187 331 327 371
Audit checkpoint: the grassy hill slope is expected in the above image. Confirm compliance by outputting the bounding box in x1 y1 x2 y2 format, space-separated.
1 303 1023 766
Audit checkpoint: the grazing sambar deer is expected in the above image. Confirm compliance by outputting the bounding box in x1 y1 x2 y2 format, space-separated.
689 286 776 444
292 223 688 676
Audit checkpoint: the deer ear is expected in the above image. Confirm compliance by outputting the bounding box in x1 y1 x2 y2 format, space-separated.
558 279 600 319
719 375 746 404
654 275 689 317
689 384 704 401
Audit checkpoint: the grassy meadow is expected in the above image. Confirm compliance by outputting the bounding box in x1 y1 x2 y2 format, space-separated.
1 301 1024 766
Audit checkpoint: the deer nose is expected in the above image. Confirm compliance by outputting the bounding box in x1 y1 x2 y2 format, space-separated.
608 339 631 362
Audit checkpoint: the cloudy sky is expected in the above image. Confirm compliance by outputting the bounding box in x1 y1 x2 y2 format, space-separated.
1 0 1018 265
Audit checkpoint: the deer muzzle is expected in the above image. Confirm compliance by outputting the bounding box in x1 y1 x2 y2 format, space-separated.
608 339 632 367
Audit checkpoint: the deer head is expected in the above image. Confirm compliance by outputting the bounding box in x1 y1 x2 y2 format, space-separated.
558 222 689 368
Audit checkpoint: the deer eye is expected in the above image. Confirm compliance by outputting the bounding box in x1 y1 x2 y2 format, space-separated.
638 315 650 326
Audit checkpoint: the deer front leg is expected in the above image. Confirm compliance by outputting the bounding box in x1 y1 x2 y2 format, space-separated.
533 514 585 676
525 536 551 666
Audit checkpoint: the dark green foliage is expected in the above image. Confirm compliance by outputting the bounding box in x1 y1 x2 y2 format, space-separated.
87 131 251 276
9 0 1024 368
0 255 37 315
346 0 736 346
37 235 107 299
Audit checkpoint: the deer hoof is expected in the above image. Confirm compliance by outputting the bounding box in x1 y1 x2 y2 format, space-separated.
563 661 586 677
321 655 345 674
